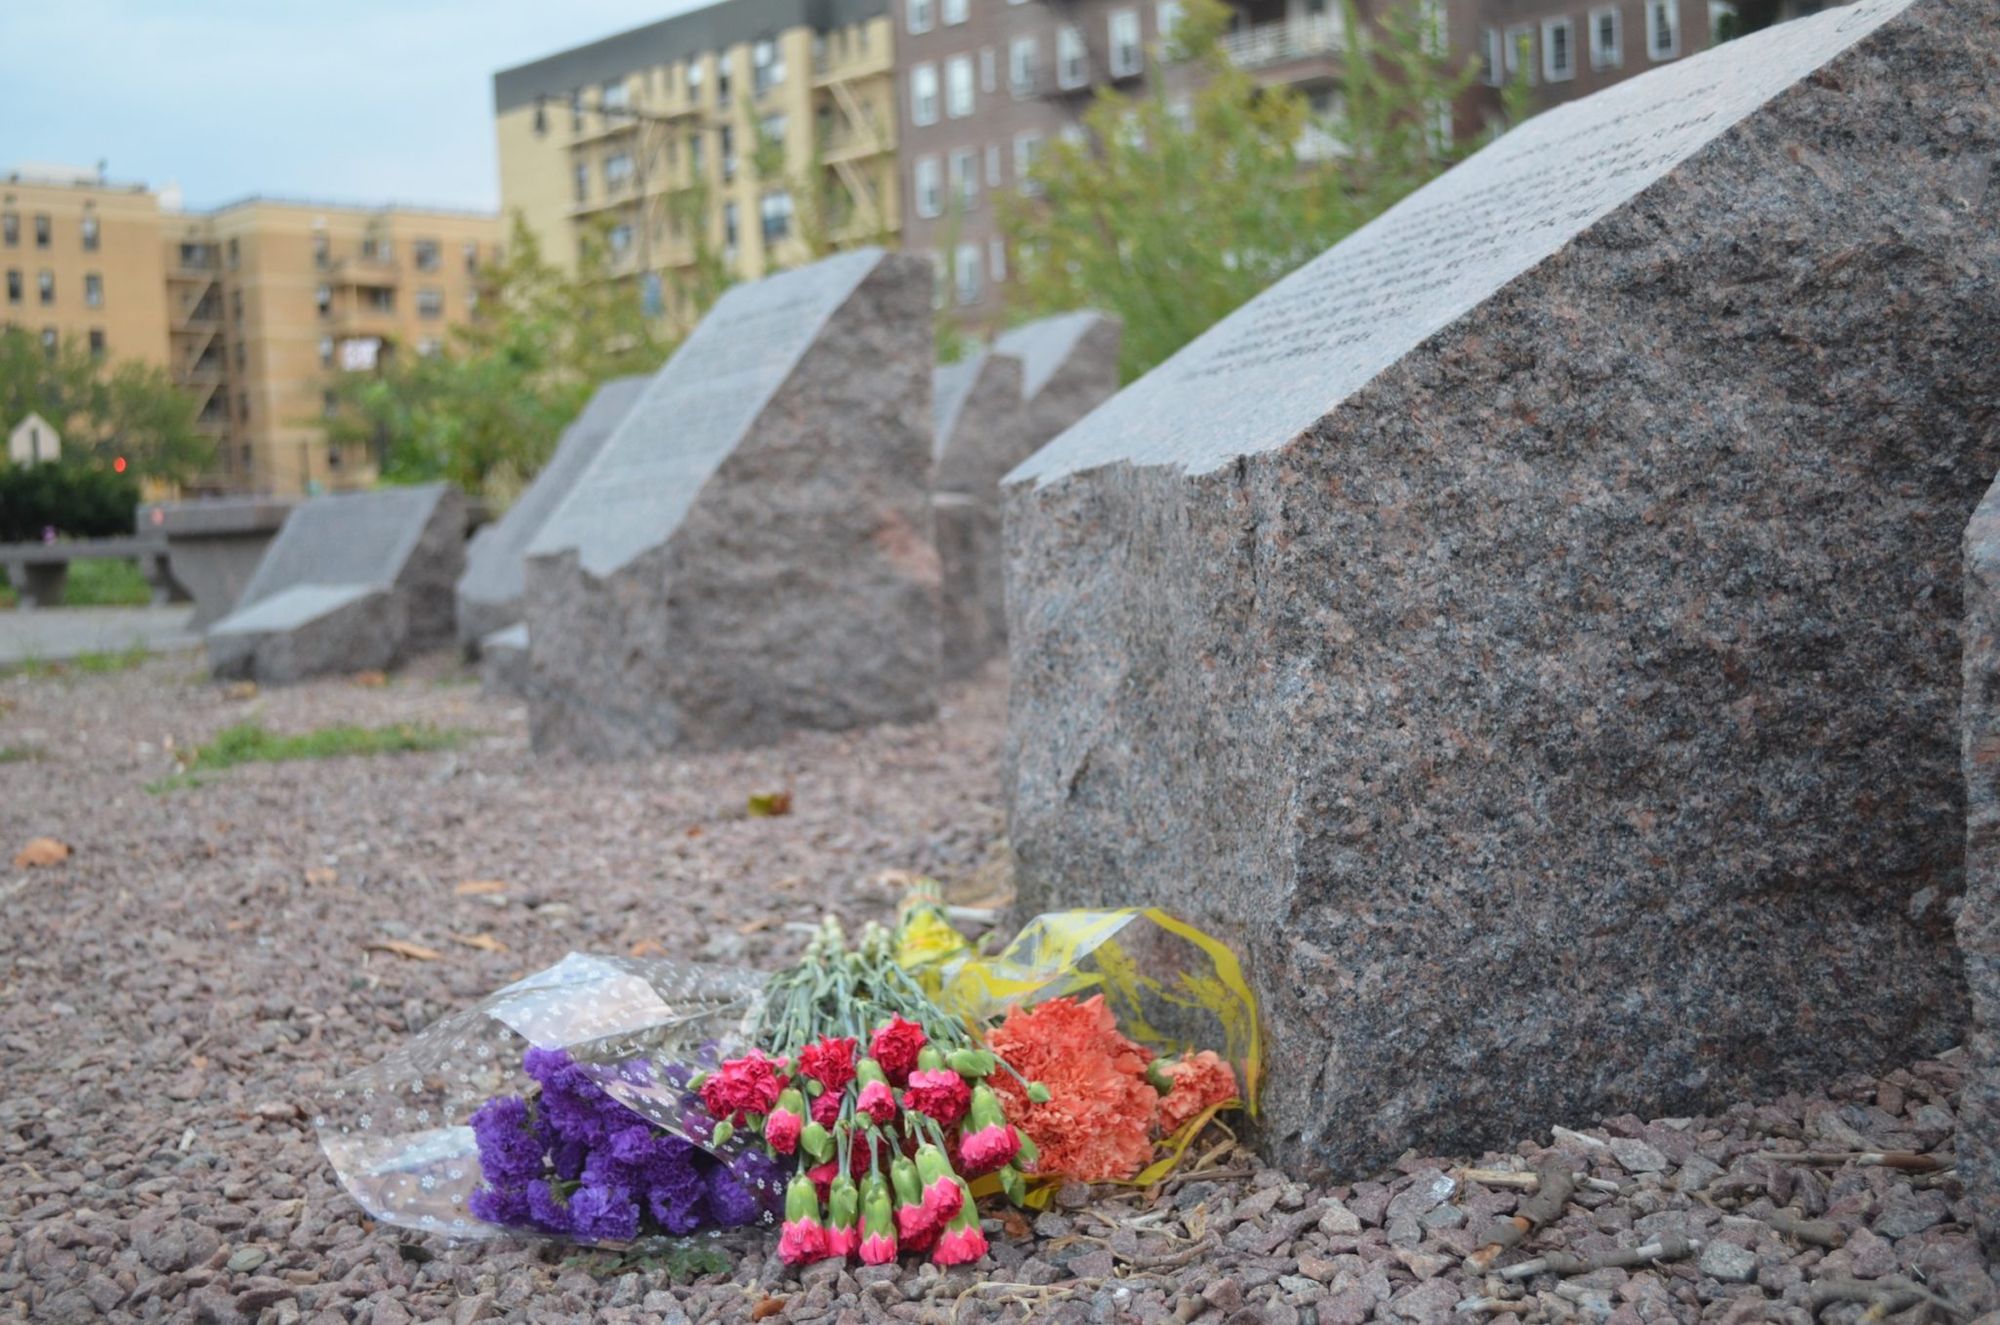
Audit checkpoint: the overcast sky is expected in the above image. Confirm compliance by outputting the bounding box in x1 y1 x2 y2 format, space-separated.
1 0 707 213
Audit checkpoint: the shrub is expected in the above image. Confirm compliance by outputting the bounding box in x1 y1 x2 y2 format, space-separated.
0 464 139 542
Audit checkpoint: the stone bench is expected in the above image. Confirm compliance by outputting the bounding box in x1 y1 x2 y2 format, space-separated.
0 536 186 610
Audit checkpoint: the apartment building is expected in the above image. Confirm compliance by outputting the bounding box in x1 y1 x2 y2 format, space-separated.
494 0 900 324
1467 0 1727 121
165 200 502 495
1 169 170 369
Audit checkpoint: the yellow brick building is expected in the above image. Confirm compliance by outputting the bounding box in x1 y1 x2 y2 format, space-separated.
493 0 899 322
1 170 170 369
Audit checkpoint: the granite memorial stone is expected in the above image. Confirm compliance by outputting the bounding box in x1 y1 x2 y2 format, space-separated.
1960 477 2000 1250
524 248 937 754
208 483 466 683
993 311 1121 455
455 374 647 650
1004 0 1996 1178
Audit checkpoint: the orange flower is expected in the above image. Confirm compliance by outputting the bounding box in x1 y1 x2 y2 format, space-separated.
986 995 1157 1181
1157 1050 1239 1137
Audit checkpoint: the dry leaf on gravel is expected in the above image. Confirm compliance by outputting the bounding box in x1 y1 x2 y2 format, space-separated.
450 933 509 954
14 837 70 868
751 1299 787 1321
736 916 780 935
353 671 389 689
224 681 257 700
747 791 793 817
367 940 443 962
454 879 507 896
303 867 338 886
630 938 668 957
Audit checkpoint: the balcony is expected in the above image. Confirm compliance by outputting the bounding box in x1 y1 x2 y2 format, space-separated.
1222 13 1347 73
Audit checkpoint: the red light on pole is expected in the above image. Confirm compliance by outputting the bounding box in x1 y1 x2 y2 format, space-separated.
113 456 127 473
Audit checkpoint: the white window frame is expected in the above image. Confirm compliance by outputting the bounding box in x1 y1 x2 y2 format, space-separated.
1502 25 1536 84
908 0 935 34
1647 0 1679 59
1541 17 1575 81
1009 37 1038 97
1589 6 1622 67
942 0 968 23
914 156 942 218
1108 8 1142 77
1480 26 1503 85
1057 25 1088 89
949 148 978 206
946 55 975 117
954 242 982 304
1156 0 1183 41
911 62 939 126
1013 132 1043 193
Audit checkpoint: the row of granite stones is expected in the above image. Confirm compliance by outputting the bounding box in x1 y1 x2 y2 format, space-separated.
7 1051 1981 1325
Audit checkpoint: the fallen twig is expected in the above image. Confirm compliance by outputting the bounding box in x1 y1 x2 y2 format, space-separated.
1805 1275 1967 1322
1458 1166 1621 1195
1496 1234 1699 1281
1466 1158 1575 1272
1763 1151 1946 1172
1764 1209 1845 1249
1454 1297 1532 1315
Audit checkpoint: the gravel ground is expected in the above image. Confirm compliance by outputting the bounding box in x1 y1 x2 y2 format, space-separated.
2 652 1995 1324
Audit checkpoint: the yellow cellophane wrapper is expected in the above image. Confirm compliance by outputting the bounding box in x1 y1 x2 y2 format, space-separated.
894 892 1260 1207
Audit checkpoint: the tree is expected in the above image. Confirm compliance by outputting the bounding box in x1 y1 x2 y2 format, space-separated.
999 0 1489 381
0 327 210 483
326 216 689 501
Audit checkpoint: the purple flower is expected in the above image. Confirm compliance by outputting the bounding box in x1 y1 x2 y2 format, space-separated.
467 1183 532 1228
706 1151 779 1227
526 1179 571 1234
568 1183 641 1243
523 1046 573 1087
648 1180 710 1235
469 1095 544 1187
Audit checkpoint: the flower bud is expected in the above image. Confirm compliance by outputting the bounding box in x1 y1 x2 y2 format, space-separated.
1145 1059 1174 1094
916 1045 946 1072
712 1119 735 1147
800 1120 834 1163
1014 1129 1040 1169
825 1174 861 1258
946 1048 996 1078
1026 1081 1052 1103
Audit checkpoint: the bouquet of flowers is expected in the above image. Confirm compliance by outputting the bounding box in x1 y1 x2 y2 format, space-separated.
317 893 1257 1265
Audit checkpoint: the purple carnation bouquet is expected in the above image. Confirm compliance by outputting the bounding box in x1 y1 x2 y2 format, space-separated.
316 953 784 1244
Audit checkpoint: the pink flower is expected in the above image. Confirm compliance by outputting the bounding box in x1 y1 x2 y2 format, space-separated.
902 1069 972 1126
778 1217 828 1264
797 1035 859 1094
859 1230 898 1265
869 1016 927 1085
896 1201 935 1241
857 1079 898 1124
932 1222 989 1266
958 1122 1020 1176
824 1222 860 1259
810 1088 843 1129
920 1172 963 1225
765 1108 802 1155
700 1051 789 1122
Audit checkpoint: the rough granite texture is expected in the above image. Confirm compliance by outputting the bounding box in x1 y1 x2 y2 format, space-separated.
523 249 939 755
1963 476 2000 1250
455 375 647 651
934 314 1121 680
205 484 465 683
477 622 532 698
1004 0 1998 1181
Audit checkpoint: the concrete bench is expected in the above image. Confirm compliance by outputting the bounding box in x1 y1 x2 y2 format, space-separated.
0 536 187 610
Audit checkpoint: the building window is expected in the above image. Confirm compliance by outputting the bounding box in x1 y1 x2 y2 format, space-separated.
946 55 974 118
234 340 245 369
417 337 443 357
363 286 395 312
1009 37 1038 96
232 289 244 323
949 149 978 208
37 270 53 305
88 330 105 359
4 270 18 303
413 239 441 270
1057 25 1089 89
463 240 481 273
943 0 968 22
313 233 331 267
84 273 102 307
722 202 740 260
720 124 737 181
417 287 445 318
1109 9 1142 77
954 242 981 304
979 47 997 93
1648 0 1679 57
602 78 629 112
687 58 705 101
914 156 943 218
574 161 590 202
760 112 787 155
33 215 50 248
316 284 332 317
1 214 15 246
81 214 100 251
908 0 934 33
1481 27 1503 84
1503 25 1536 83
717 52 733 101
985 143 1003 186
690 132 705 177
320 335 335 368
227 237 239 268
988 236 1007 283
761 190 794 242
1014 133 1043 193
605 151 635 192
1589 6 1622 66
41 328 57 359
753 39 785 94
238 392 250 422
1542 17 1575 80
911 63 939 126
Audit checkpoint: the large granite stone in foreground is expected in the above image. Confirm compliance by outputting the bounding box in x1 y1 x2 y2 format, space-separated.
1961 480 2000 1249
1005 0 1994 1179
524 249 937 755
933 313 1120 679
455 375 647 650
208 484 465 684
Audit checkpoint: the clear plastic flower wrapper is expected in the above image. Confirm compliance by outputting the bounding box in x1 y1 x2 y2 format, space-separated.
315 953 786 1244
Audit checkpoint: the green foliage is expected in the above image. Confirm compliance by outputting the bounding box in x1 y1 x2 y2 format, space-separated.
326 218 675 502
149 719 473 791
0 326 211 484
72 643 151 672
0 463 141 541
63 560 151 607
0 745 43 763
1000 0 1493 381
562 1240 732 1282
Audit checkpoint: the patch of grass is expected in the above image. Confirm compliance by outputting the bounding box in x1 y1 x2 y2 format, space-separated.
73 644 150 673
62 559 152 607
147 719 474 792
0 744 44 763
